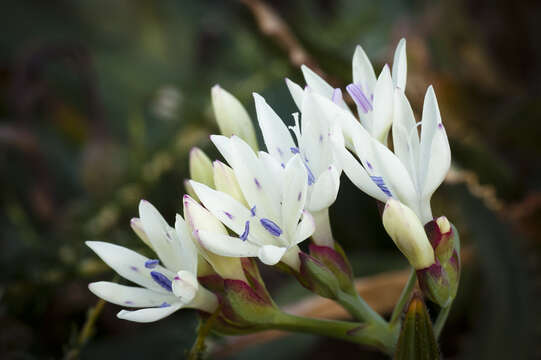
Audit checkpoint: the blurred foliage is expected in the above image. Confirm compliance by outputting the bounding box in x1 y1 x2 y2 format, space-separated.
0 0 540 359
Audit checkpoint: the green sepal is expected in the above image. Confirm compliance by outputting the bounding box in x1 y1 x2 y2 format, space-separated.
394 292 440 360
299 252 341 299
309 242 354 293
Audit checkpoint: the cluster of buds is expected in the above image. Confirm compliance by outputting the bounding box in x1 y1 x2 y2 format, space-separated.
85 38 460 356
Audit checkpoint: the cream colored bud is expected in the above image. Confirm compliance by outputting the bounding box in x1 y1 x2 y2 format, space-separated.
436 216 451 234
182 195 247 282
212 160 248 206
382 199 435 269
189 147 214 188
211 85 258 151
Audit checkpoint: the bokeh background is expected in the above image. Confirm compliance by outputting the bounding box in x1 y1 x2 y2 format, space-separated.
1 0 540 359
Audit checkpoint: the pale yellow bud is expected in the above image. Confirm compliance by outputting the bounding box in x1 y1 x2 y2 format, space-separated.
382 199 435 269
189 147 214 188
212 160 248 206
211 85 258 151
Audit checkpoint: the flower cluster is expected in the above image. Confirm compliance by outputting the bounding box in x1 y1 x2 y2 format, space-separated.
86 38 459 355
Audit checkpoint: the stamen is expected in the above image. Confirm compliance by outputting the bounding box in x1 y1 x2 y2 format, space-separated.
250 206 256 216
224 211 233 220
150 271 173 292
240 220 250 241
144 259 159 269
305 163 316 185
277 147 283 156
370 176 393 197
290 147 300 154
297 192 302 201
254 178 261 189
346 84 373 113
260 218 283 236
125 300 134 305
159 302 171 308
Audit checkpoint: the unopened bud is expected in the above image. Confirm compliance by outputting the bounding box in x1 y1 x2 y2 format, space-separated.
211 85 258 151
382 199 435 270
299 252 341 299
212 160 248 206
189 147 214 188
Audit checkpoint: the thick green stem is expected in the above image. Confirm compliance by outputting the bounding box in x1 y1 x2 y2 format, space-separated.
390 268 417 326
271 312 395 354
336 290 387 328
434 304 452 339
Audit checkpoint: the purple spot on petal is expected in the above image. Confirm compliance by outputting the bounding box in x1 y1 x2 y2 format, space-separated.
277 147 283 156
224 211 233 220
438 123 443 129
144 259 159 269
250 206 256 216
254 178 261 189
159 302 171 308
260 218 283 236
319 134 323 143
150 271 173 292
130 266 138 272
240 220 250 241
370 176 393 197
281 163 285 168
125 300 134 305
297 192 302 201
366 161 373 170
331 88 342 104
174 275 180 280
305 163 316 185
346 84 373 113
290 147 300 154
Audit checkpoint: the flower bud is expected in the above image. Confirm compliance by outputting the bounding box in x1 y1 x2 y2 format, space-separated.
382 199 435 270
394 291 440 359
212 160 248 206
309 243 354 293
299 252 341 299
189 147 214 188
222 279 279 325
417 216 460 307
183 179 200 202
211 85 258 151
183 195 247 282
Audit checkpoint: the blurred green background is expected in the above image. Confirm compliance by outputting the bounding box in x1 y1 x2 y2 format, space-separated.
1 0 540 359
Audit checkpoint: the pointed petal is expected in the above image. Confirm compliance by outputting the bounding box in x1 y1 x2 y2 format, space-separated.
419 86 451 201
117 302 182 323
139 200 183 272
210 134 234 165
371 65 394 143
89 282 178 308
258 151 285 188
392 89 419 183
253 93 296 165
286 78 304 110
295 210 315 244
392 38 407 90
174 214 198 275
212 160 248 206
281 154 308 242
308 165 340 211
86 241 175 293
258 245 288 265
352 44 377 92
197 230 261 258
130 217 153 250
301 65 334 98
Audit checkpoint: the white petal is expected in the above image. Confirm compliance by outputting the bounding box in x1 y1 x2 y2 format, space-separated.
86 241 175 294
138 200 183 272
212 160 248 206
286 78 304 110
197 230 261 258
301 65 334 98
130 217 153 250
352 44 377 92
419 87 451 201
172 270 198 303
253 93 295 165
258 245 288 265
258 151 285 189
174 214 198 275
392 38 407 90
117 302 183 323
371 65 394 143
308 165 340 212
89 282 178 308
188 183 275 246
281 154 308 242
392 89 419 182
419 86 450 199
210 134 234 165
295 210 315 244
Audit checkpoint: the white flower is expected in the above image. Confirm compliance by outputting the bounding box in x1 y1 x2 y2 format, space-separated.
253 92 341 247
189 135 315 270
327 86 451 224
286 38 406 145
87 200 218 323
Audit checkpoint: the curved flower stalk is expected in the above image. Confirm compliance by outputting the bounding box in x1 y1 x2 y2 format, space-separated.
87 200 218 323
325 85 450 224
253 92 340 247
189 134 315 270
286 38 406 145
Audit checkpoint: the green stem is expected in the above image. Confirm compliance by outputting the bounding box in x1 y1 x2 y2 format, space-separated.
434 304 452 339
271 312 395 354
336 290 388 328
390 268 416 326
188 306 221 360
